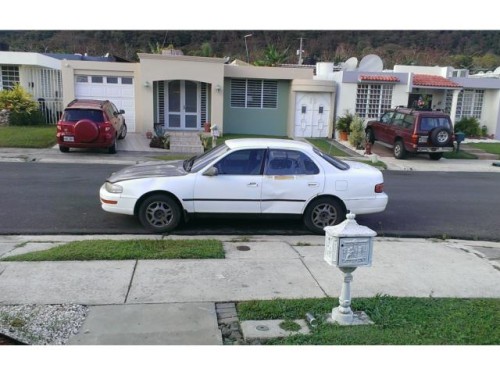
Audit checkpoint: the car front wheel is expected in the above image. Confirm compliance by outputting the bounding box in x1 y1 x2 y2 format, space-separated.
138 194 181 233
118 123 127 140
303 197 345 234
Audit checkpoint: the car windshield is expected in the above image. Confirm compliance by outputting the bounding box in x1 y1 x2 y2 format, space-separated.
313 148 350 170
63 109 104 122
184 143 230 172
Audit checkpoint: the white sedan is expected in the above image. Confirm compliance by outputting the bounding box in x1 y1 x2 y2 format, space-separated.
100 138 388 234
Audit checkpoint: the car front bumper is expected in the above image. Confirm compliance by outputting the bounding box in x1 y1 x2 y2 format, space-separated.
99 184 136 216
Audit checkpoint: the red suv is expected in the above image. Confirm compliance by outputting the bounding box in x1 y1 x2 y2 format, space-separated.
56 99 127 154
365 107 454 160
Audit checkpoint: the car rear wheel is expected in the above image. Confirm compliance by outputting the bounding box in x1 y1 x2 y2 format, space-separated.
429 153 443 160
108 138 117 154
59 145 69 153
138 194 181 233
394 140 407 159
303 197 345 234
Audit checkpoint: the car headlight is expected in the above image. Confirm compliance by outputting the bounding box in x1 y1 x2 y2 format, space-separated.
105 182 123 194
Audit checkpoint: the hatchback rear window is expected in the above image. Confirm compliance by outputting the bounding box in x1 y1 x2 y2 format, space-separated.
63 109 105 122
419 117 451 131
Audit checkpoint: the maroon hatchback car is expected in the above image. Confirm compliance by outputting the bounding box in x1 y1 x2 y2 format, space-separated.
56 99 127 154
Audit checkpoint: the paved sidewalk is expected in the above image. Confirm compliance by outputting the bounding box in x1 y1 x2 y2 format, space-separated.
1 234 499 344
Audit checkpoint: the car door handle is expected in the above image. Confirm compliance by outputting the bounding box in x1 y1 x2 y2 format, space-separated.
308 182 319 187
247 182 259 187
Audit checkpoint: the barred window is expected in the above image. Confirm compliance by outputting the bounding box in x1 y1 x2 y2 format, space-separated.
1 65 20 90
355 84 393 119
455 89 483 120
231 79 278 109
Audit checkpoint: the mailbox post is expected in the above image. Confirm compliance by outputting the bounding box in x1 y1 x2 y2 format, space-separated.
324 213 376 325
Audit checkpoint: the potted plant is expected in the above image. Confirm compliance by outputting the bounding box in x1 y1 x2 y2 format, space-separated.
348 115 365 149
336 110 354 141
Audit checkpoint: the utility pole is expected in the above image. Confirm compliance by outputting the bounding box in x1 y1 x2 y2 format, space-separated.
297 37 305 65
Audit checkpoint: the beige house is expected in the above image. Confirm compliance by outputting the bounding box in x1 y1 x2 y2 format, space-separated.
60 52 337 138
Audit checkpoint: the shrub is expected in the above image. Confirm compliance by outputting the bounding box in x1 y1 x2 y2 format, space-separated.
348 115 365 149
0 84 39 113
454 117 481 137
8 110 47 126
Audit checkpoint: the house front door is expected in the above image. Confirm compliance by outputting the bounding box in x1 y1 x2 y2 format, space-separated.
294 92 330 138
166 80 200 130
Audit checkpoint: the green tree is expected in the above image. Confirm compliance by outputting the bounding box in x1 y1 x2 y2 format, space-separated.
254 45 289 67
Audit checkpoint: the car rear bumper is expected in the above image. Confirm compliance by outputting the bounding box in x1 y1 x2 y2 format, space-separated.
415 146 454 153
57 133 115 148
344 193 388 215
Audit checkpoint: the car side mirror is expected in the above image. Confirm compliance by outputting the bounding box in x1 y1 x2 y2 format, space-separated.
119 109 125 114
203 166 219 176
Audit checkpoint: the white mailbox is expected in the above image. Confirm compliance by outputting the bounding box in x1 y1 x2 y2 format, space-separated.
324 213 376 267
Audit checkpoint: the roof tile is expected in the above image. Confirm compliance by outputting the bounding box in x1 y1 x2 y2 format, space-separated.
413 74 461 88
359 75 400 82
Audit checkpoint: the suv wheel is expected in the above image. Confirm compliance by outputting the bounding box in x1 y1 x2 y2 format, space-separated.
108 138 117 154
429 153 443 160
394 140 407 159
59 145 70 153
430 127 451 146
118 123 127 140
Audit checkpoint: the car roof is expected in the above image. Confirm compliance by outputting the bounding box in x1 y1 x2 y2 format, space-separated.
225 138 314 151
393 107 449 117
66 99 109 109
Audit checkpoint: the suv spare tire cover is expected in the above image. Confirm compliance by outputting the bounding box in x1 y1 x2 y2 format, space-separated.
430 127 451 146
74 119 99 143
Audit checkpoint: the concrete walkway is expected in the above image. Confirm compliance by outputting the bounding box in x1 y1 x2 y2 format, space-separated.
1 234 499 344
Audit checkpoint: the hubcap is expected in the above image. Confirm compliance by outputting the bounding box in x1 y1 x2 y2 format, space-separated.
437 130 448 143
145 201 173 228
311 203 338 228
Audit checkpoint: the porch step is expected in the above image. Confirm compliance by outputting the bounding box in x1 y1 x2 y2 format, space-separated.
169 131 204 154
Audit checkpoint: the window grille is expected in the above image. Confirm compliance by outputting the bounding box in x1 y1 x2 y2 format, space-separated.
355 84 393 118
0 65 20 89
231 79 278 109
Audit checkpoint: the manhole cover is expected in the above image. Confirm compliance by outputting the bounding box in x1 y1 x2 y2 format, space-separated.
256 325 269 331
237 245 251 251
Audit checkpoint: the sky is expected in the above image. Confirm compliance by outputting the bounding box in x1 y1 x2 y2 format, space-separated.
6 1 500 30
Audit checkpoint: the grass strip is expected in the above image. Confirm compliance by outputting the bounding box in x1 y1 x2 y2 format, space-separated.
237 296 500 345
468 142 500 155
0 125 56 148
2 239 224 261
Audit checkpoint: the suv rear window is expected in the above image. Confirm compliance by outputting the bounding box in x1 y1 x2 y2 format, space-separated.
419 117 452 132
63 109 105 122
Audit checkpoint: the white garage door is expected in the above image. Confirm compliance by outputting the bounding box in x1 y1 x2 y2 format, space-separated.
75 75 136 131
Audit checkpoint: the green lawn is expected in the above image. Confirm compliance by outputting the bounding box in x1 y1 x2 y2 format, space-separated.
237 296 500 345
0 125 56 148
443 150 478 159
2 239 224 261
468 142 500 155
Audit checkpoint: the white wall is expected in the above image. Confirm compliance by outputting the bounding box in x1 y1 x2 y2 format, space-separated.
481 90 500 138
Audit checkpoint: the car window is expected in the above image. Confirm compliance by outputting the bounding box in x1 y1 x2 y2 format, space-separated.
380 111 394 124
403 114 415 129
313 148 350 170
265 149 320 176
214 149 265 175
419 117 452 131
63 109 104 122
392 113 405 127
189 143 229 172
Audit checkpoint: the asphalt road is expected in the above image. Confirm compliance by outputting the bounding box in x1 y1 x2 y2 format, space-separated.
1 162 499 240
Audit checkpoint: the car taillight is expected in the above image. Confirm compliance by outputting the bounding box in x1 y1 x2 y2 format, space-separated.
57 125 62 131
411 134 419 144
103 122 112 132
375 183 384 193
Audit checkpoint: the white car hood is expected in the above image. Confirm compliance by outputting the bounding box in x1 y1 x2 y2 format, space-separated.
107 160 187 183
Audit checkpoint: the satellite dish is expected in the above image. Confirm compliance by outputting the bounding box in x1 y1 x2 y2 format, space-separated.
358 54 384 72
343 57 358 71
494 66 500 74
